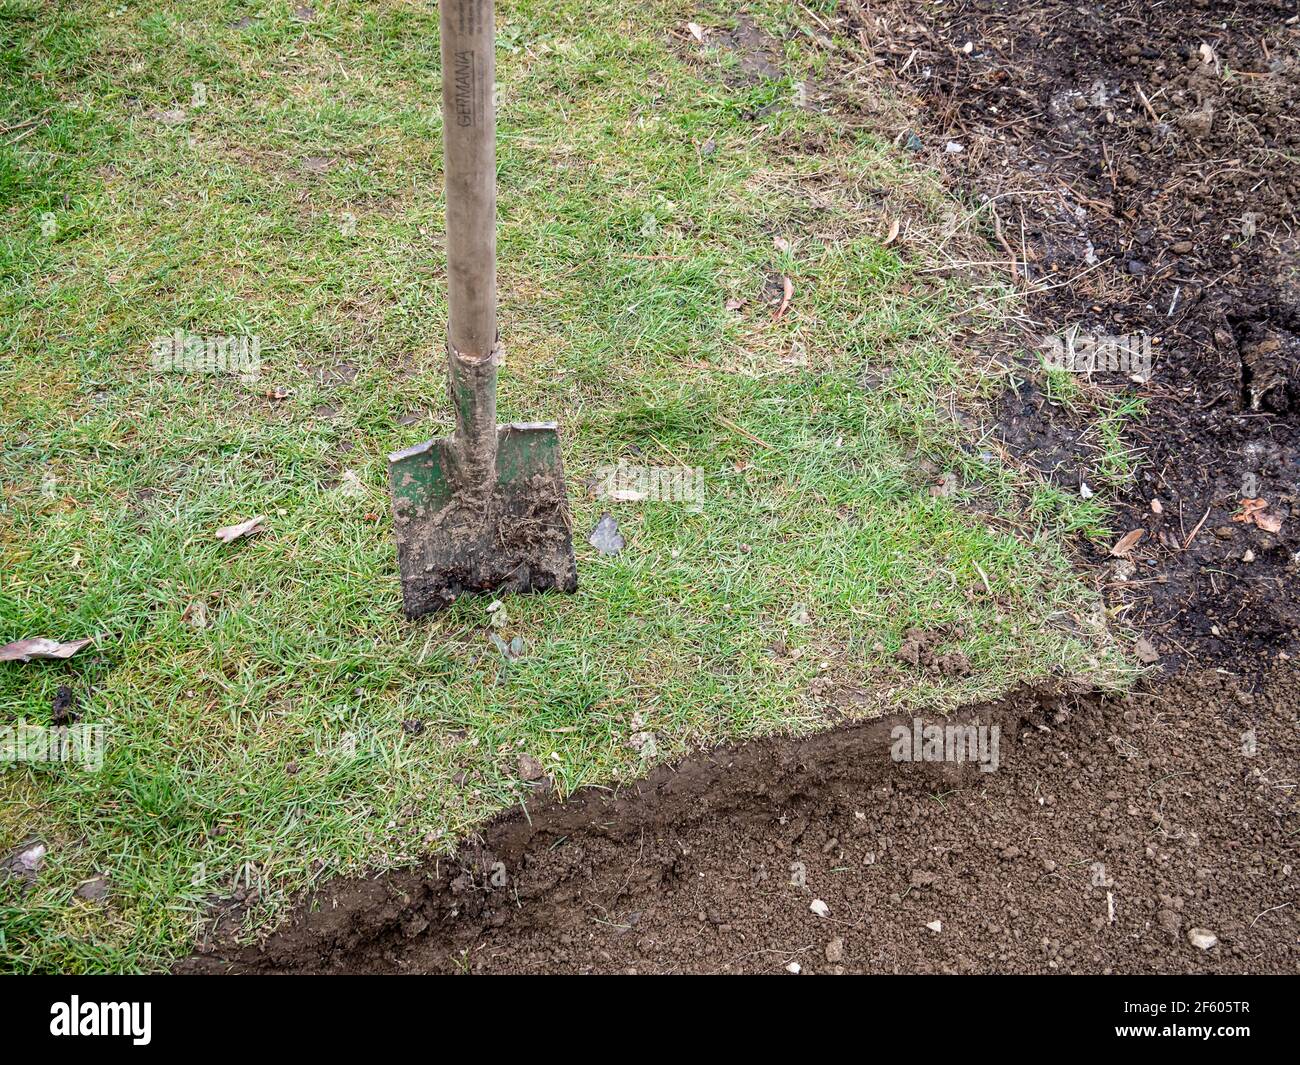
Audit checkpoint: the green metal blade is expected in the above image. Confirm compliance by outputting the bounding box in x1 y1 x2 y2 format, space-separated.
388 422 577 617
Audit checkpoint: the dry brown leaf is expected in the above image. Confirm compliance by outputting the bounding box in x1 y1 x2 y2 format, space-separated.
181 601 208 629
1110 528 1146 557
215 515 266 544
883 219 901 245
686 21 705 43
1233 497 1284 533
773 235 791 254
0 637 94 663
1233 497 1267 521
1255 511 1283 534
773 275 794 319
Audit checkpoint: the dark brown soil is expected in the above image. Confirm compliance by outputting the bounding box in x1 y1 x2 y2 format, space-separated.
179 666 1298 974
846 0 1299 667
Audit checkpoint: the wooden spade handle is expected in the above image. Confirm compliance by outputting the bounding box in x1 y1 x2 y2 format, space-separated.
440 0 497 359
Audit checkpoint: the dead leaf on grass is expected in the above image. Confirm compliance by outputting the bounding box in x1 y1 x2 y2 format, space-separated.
686 22 705 43
773 275 793 319
773 235 791 254
883 219 901 246
1109 528 1146 557
0 637 94 663
215 515 266 544
181 601 208 629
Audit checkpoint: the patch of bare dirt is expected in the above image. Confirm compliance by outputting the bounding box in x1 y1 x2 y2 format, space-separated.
842 0 1300 668
179 667 1298 974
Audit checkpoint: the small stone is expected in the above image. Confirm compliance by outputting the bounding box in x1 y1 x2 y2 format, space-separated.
1188 928 1218 950
785 961 802 974
810 899 830 918
628 731 658 759
50 685 77 725
517 754 546 781
588 513 625 555
930 471 959 497
2 841 46 886
76 875 110 902
926 920 943 933
825 937 845 963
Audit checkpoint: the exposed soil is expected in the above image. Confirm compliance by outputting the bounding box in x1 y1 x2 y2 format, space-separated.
179 666 1298 974
844 0 1299 667
178 2 1300 974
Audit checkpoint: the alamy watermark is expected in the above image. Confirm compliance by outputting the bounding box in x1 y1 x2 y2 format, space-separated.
1 723 105 772
1040 329 1152 379
890 718 1001 773
50 997 151 1046
150 329 262 381
593 461 703 506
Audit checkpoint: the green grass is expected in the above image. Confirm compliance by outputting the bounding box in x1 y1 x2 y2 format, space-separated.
1 0 1132 972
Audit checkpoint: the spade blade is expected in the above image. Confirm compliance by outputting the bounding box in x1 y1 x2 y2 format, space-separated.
388 422 577 618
